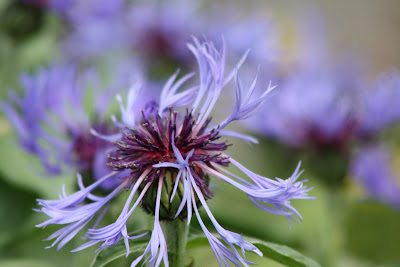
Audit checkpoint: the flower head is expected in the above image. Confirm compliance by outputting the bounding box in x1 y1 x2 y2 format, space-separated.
351 145 400 208
59 0 130 62
126 1 200 70
356 71 400 138
1 63 140 189
57 0 198 68
36 39 314 266
248 64 360 149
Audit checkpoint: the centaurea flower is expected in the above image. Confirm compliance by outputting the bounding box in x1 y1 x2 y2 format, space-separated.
248 65 360 149
36 39 314 266
207 8 279 69
57 0 198 68
126 1 201 70
1 63 138 189
350 145 400 208
59 0 130 62
356 70 400 138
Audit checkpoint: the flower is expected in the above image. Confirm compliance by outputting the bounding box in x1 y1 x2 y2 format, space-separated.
350 145 400 208
58 0 130 62
56 0 198 68
356 70 400 138
248 64 360 149
36 39 314 266
207 7 279 68
126 1 201 70
1 63 142 189
56 0 279 79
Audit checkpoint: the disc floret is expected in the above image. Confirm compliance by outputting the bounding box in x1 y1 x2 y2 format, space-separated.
107 107 228 219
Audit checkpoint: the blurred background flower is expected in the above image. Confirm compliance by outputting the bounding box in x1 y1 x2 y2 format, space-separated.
1 63 139 190
351 144 400 208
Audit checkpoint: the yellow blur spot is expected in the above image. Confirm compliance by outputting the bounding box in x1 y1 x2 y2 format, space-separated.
0 116 10 136
392 147 400 185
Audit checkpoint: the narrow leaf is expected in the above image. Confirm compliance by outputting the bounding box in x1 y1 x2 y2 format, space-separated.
90 231 149 267
187 235 320 267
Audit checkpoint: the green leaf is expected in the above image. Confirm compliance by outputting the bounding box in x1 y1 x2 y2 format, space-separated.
187 235 320 267
346 201 400 264
0 259 53 267
90 231 150 267
0 176 37 249
248 238 321 267
0 132 75 199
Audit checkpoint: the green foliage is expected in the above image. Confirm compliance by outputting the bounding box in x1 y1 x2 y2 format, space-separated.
90 231 149 267
346 202 400 265
0 133 75 199
0 177 38 249
0 259 54 267
186 235 320 267
90 232 320 267
243 238 321 267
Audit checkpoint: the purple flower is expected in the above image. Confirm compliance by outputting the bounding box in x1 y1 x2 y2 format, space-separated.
350 145 400 207
207 8 279 68
126 1 201 69
1 63 140 189
48 0 126 20
356 70 400 137
57 0 279 77
36 39 314 266
57 0 199 67
58 0 130 62
248 64 360 148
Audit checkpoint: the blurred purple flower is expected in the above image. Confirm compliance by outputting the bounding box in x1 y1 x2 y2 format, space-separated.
56 0 199 67
126 1 201 69
48 0 125 19
207 7 279 68
1 62 145 189
36 39 314 266
58 0 130 62
248 64 360 148
47 0 73 13
56 0 281 78
356 71 400 138
351 145 400 207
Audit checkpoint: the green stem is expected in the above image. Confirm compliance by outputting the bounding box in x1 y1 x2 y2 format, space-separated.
162 219 189 267
324 187 346 267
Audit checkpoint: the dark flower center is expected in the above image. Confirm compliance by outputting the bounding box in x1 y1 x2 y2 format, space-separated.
140 28 174 60
72 123 114 173
107 107 230 219
306 119 358 150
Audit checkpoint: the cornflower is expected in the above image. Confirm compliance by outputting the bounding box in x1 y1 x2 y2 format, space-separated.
36 39 314 266
1 63 137 189
350 71 400 206
356 70 400 138
60 0 130 62
248 66 360 149
126 1 201 70
351 145 400 208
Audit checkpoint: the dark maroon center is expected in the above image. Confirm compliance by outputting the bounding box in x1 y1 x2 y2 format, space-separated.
306 119 358 150
72 123 114 172
108 108 230 195
140 28 174 59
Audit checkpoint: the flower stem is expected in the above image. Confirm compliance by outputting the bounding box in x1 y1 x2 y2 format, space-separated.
162 219 189 267
324 187 346 267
